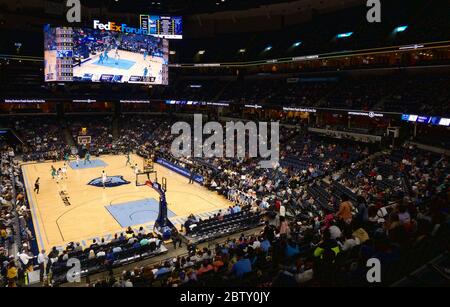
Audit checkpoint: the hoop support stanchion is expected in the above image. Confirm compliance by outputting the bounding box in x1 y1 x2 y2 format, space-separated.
144 178 174 238
162 177 167 192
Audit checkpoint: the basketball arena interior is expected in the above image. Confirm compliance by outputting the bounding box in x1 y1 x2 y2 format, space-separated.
0 0 449 291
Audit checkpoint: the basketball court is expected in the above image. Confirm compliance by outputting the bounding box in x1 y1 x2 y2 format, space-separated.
21 154 231 252
72 50 165 83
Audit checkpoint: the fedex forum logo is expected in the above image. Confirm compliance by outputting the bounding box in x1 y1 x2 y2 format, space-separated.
93 20 149 35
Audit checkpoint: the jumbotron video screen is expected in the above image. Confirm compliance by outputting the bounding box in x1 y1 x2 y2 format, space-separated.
44 24 169 84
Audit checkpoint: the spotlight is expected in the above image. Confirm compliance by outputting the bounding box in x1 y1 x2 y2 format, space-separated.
293 41 302 47
394 25 408 33
336 32 353 38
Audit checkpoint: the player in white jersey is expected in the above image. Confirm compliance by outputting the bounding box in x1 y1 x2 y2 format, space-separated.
61 164 68 179
114 48 120 65
56 168 62 184
134 163 140 176
101 170 107 189
76 155 80 167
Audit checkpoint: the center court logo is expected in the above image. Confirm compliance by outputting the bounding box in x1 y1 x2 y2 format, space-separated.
171 114 279 169
88 175 130 188
93 20 149 35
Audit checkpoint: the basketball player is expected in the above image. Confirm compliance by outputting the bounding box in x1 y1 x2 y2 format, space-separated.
134 163 140 177
143 50 147 61
143 66 148 79
76 155 80 167
103 49 109 63
101 170 107 189
114 48 120 65
61 164 68 179
51 165 57 179
56 168 62 184
84 152 92 165
64 152 70 163
99 53 104 64
126 152 132 166
34 177 40 194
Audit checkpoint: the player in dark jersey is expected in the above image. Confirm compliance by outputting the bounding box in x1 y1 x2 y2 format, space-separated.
34 178 40 194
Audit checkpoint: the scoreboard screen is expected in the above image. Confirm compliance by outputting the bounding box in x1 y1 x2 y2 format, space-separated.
140 15 183 39
401 114 450 127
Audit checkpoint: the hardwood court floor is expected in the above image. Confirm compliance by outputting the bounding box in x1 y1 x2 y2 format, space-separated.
21 154 231 251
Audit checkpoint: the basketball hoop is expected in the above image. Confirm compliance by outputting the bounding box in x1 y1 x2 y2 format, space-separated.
77 135 92 146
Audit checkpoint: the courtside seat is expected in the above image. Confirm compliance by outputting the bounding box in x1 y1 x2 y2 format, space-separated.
185 211 263 243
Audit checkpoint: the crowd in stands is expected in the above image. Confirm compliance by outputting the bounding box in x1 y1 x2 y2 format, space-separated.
115 114 172 154
0 145 36 287
89 232 275 287
3 210 171 286
48 227 168 285
3 117 68 162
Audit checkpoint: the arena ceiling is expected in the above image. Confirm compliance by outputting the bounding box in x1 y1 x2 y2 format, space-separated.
0 0 366 15
79 0 364 15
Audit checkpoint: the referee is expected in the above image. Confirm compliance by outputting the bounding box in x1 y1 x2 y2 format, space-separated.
189 171 195 184
34 177 40 194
